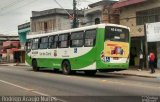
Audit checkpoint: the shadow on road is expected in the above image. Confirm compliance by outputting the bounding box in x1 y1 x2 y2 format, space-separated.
27 69 126 79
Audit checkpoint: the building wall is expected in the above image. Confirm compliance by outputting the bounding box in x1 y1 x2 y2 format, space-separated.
31 8 84 33
31 16 56 33
84 5 119 26
2 41 20 63
31 15 80 33
85 12 102 26
120 0 160 37
119 0 160 67
55 15 72 31
119 0 127 2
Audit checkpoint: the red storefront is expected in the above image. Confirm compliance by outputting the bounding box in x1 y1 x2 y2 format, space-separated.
2 41 21 63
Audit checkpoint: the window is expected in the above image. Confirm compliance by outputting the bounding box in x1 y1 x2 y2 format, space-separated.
39 37 48 49
136 7 160 25
95 18 100 24
84 29 96 47
44 22 48 32
70 31 84 47
105 26 129 42
49 35 58 49
32 38 39 50
59 34 69 48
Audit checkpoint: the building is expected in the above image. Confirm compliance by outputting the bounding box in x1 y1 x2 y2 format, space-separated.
113 0 160 67
0 34 20 63
84 0 119 26
18 22 31 48
0 34 19 52
18 22 31 50
18 22 31 63
30 8 84 34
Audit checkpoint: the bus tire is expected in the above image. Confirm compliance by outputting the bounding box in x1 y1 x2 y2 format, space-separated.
32 59 39 71
62 61 71 75
84 70 97 76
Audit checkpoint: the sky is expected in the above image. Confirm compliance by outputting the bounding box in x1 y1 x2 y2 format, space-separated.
0 0 115 35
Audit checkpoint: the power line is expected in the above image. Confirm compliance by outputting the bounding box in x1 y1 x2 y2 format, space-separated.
0 0 26 13
53 0 74 19
0 0 39 34
0 0 38 16
0 0 21 10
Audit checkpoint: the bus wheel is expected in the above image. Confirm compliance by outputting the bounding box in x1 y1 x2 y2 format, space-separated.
62 61 71 75
32 60 39 71
84 70 97 76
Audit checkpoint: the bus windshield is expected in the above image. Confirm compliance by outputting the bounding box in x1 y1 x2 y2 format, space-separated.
105 26 129 42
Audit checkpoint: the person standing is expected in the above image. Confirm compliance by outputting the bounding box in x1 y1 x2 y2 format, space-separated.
0 54 2 63
139 50 143 70
149 51 155 73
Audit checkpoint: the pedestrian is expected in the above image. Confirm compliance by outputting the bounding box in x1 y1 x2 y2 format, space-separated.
14 52 20 65
149 51 155 73
138 49 143 70
0 54 2 63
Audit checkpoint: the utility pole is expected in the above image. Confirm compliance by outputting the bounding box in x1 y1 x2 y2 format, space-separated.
73 0 77 28
144 24 149 69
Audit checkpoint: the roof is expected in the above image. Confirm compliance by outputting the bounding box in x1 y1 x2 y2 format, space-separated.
31 8 84 19
112 0 147 9
18 22 30 30
89 0 117 8
0 34 18 37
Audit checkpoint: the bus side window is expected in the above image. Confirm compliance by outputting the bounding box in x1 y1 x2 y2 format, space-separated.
58 34 69 48
70 31 84 47
39 37 49 49
32 38 39 50
49 35 58 49
84 29 96 47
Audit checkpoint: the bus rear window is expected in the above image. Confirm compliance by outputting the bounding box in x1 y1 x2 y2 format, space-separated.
105 26 129 42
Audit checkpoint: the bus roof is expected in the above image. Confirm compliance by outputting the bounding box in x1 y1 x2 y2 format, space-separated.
27 23 130 39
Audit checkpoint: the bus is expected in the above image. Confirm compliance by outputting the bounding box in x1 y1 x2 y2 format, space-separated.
25 24 130 75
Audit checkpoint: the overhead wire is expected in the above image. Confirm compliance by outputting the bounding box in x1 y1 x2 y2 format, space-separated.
53 0 74 19
0 0 22 10
0 0 26 14
0 0 38 16
0 0 39 34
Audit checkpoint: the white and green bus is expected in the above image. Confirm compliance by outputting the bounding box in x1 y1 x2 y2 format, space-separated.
25 24 130 75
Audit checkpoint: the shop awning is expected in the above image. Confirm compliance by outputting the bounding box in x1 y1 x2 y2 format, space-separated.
112 0 147 9
0 49 7 54
11 48 19 52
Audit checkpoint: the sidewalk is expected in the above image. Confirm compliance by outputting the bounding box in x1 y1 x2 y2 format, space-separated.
110 69 160 78
0 63 28 66
0 63 160 78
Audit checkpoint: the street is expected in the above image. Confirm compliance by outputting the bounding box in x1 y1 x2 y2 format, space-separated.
0 66 159 102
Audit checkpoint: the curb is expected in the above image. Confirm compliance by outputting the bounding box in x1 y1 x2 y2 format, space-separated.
0 64 28 67
0 64 9 66
110 73 157 78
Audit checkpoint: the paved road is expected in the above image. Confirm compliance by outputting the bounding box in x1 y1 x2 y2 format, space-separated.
0 66 159 102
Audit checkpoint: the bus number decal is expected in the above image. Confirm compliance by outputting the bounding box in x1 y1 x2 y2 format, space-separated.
74 48 77 53
105 57 110 62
